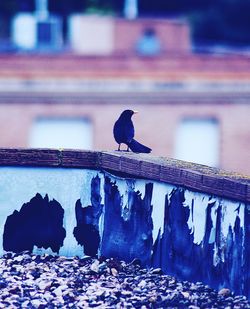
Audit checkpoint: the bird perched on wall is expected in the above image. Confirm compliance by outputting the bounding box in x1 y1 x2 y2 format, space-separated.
113 110 152 153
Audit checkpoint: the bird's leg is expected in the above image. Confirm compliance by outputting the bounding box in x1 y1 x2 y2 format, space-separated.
126 145 130 152
118 144 121 151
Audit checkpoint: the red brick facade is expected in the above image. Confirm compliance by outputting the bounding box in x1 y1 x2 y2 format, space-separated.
114 18 191 54
0 93 249 174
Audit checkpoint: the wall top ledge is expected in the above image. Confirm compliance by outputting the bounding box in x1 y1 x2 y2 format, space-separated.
0 148 249 203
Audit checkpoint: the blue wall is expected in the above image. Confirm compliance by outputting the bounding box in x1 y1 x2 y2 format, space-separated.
0 167 249 297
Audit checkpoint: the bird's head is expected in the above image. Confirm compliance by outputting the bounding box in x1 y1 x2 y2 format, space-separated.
120 110 138 119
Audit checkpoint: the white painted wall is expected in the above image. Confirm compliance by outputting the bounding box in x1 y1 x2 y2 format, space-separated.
12 13 37 50
0 166 245 264
175 118 220 167
29 118 93 150
68 15 114 55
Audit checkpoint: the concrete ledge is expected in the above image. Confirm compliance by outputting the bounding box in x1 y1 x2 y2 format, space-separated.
0 148 249 203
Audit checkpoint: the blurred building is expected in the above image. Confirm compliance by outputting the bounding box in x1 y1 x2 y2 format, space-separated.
0 8 250 175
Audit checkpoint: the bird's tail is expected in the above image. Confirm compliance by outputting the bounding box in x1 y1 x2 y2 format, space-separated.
128 139 152 153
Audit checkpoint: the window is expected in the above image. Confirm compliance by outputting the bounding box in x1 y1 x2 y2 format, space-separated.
36 18 63 51
37 22 52 44
174 118 219 167
136 28 161 56
29 118 93 150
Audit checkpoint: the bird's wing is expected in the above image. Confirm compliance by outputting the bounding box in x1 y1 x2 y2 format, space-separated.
113 119 134 144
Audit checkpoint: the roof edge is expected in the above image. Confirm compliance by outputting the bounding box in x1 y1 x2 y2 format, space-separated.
0 148 249 203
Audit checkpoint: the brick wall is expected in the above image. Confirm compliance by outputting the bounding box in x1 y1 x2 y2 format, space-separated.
114 18 191 54
0 99 249 175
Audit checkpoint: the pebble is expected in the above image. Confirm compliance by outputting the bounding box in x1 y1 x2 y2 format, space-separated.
111 267 118 276
218 287 231 296
0 252 249 308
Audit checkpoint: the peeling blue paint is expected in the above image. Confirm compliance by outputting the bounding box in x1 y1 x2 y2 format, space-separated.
0 166 249 298
73 175 103 256
151 188 248 297
244 204 250 296
3 193 66 253
100 176 153 267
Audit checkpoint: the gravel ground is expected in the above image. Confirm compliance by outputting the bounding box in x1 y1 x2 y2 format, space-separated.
0 252 249 309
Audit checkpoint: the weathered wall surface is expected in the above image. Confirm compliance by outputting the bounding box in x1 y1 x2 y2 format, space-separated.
0 166 249 297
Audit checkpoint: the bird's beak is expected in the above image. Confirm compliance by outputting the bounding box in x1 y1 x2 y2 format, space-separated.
133 110 139 114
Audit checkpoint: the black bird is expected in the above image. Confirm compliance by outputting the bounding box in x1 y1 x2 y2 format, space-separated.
113 110 152 153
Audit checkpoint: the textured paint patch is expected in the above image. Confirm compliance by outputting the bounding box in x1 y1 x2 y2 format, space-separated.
101 176 153 266
243 204 250 297
151 187 248 297
0 167 100 256
3 193 66 253
185 191 212 245
151 182 172 243
0 166 249 298
73 175 103 256
153 188 198 279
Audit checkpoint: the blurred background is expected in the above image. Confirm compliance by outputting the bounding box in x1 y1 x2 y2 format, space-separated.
0 0 250 174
